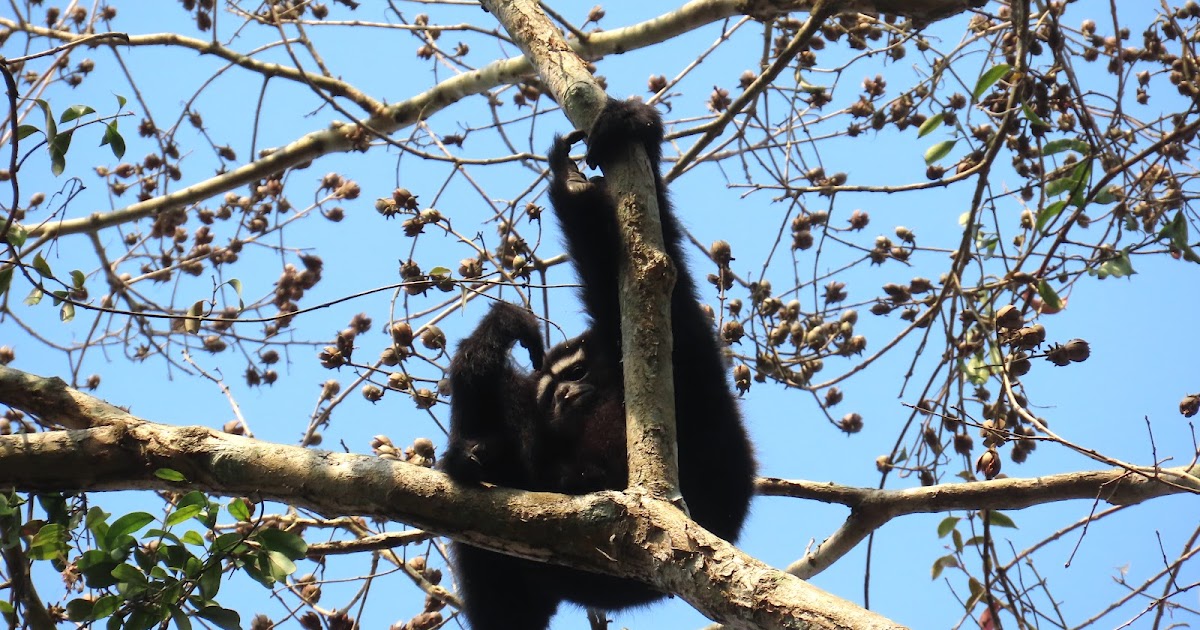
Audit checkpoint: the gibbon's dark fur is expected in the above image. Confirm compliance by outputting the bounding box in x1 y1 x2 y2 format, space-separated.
441 98 756 630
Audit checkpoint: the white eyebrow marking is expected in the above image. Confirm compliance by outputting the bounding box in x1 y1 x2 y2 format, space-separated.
537 345 586 405
549 347 586 377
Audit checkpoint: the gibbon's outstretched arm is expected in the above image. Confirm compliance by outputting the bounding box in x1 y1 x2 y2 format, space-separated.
441 301 544 488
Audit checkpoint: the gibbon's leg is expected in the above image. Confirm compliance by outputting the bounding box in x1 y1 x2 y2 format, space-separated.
451 544 557 630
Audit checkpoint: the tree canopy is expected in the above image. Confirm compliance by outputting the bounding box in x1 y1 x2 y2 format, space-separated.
0 1 1198 628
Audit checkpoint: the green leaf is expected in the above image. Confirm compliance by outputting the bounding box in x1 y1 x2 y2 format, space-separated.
951 528 964 552
4 223 28 248
16 124 39 140
155 468 187 482
1159 211 1200 264
29 523 69 560
223 278 244 311
78 555 121 588
106 512 155 547
0 267 12 297
931 554 959 580
111 562 147 585
60 302 76 322
256 527 308 560
176 490 209 509
65 598 94 622
25 287 44 306
185 300 205 334
1035 200 1067 234
213 532 247 554
33 99 57 143
1021 102 1048 128
90 595 120 620
924 139 956 165
195 606 241 630
936 516 960 538
1045 171 1080 197
169 605 193 630
1094 249 1136 279
987 510 1018 528
198 563 222 600
115 94 128 108
101 121 126 159
917 113 944 138
1035 280 1063 312
181 530 206 546
228 498 251 522
972 63 1011 100
963 350 996 385
69 269 86 289
85 506 111 539
145 528 181 545
49 129 74 176
32 252 53 277
165 504 205 527
966 576 985 609
1092 185 1117 204
264 549 297 582
59 104 96 123
243 558 273 588
1042 138 1089 156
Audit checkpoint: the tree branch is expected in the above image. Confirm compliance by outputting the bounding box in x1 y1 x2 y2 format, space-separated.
0 365 902 630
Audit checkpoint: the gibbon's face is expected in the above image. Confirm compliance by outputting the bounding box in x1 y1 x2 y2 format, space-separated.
536 334 597 431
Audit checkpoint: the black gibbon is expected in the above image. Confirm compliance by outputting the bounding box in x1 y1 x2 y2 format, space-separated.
441 98 756 630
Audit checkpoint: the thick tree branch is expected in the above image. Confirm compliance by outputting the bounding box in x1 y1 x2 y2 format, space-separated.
0 365 901 630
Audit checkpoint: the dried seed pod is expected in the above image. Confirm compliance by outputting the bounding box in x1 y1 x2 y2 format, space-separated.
370 435 393 452
1064 338 1090 362
721 320 745 344
1010 324 1046 349
976 448 1001 479
1007 351 1032 376
362 384 384 403
838 412 863 434
919 469 936 486
413 388 438 409
1180 394 1199 418
387 372 411 391
711 240 733 266
420 326 446 351
995 304 1023 330
733 364 751 395
1045 344 1072 367
391 322 415 346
